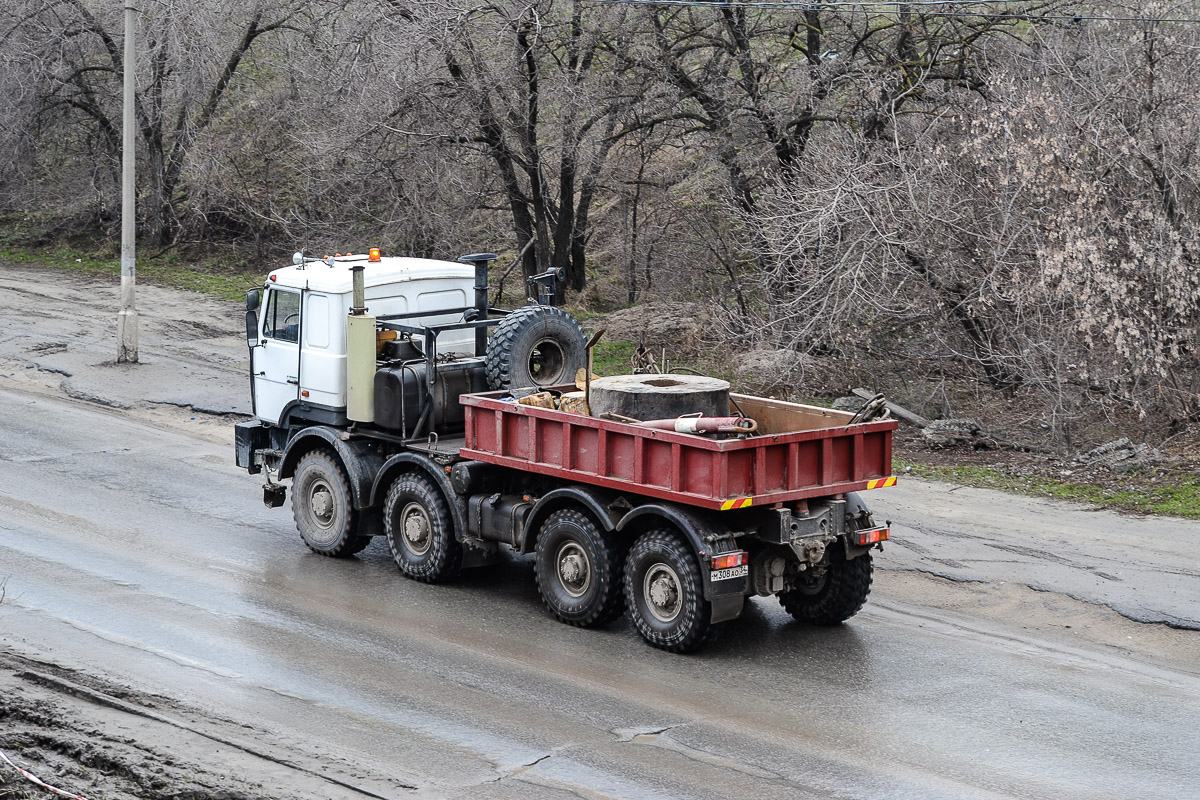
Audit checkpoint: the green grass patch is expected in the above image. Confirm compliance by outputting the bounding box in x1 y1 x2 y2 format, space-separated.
564 307 607 322
589 339 637 376
0 243 264 302
898 461 1200 519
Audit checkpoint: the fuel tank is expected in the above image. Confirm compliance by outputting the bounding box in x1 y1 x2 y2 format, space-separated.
373 361 488 436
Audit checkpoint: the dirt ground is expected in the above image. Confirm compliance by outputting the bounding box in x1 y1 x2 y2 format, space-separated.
893 426 1200 505
0 650 310 800
0 264 247 446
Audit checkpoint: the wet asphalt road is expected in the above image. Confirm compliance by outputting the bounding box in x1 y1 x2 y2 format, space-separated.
2 386 1199 799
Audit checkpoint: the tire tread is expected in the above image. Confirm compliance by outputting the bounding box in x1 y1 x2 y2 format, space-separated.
624 529 716 653
384 472 462 583
778 549 872 625
484 305 586 390
534 508 626 628
292 450 360 558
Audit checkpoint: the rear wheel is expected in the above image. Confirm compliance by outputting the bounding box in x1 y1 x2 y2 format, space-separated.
384 473 462 583
624 529 715 653
292 451 367 557
778 547 872 625
534 509 625 628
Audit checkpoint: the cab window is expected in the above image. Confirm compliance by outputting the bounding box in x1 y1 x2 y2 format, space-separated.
263 289 301 343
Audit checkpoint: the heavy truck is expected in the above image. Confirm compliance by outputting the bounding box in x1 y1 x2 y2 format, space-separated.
234 249 898 652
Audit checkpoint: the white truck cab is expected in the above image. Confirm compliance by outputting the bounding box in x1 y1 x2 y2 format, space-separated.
248 252 476 426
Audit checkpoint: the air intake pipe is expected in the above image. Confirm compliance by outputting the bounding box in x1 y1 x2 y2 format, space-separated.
346 264 375 422
351 264 366 315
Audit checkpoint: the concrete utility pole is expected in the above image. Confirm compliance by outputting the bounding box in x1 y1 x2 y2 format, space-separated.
117 0 139 363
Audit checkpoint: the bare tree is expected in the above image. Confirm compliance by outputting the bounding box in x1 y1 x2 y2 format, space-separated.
425 1 625 291
738 4 1200 444
3 0 318 246
619 4 1058 203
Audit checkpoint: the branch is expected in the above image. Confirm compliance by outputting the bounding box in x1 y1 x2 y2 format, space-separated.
609 111 714 140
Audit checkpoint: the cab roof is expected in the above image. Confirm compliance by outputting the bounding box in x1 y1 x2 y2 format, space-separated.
266 254 473 294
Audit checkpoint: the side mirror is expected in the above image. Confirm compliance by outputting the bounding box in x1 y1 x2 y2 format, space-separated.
246 288 262 311
245 309 258 341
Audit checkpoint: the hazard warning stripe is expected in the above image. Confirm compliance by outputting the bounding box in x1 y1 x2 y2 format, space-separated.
720 497 754 510
866 476 898 490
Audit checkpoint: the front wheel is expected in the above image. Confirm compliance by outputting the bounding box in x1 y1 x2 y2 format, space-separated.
292 451 367 557
778 547 872 625
383 473 462 583
534 509 626 628
624 529 715 653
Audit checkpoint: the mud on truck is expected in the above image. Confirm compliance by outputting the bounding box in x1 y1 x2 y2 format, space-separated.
234 249 898 652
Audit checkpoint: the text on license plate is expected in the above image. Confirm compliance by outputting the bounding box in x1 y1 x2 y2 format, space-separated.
710 565 748 581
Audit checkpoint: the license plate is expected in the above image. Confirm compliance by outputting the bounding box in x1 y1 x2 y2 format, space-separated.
710 565 748 581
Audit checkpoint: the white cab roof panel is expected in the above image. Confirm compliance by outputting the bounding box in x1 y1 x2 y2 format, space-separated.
266 255 473 294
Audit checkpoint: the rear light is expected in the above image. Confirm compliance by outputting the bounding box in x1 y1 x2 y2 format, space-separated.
369 247 382 262
851 527 890 546
711 552 747 570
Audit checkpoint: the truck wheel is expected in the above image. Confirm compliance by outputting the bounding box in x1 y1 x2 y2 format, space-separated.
384 473 462 583
778 548 872 625
292 451 365 557
485 305 586 390
624 529 716 653
534 509 626 628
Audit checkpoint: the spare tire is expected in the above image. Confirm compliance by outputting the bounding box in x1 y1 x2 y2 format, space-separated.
485 305 586 390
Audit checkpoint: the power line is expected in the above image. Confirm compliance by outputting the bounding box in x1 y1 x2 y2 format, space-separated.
595 0 1077 5
578 0 1200 24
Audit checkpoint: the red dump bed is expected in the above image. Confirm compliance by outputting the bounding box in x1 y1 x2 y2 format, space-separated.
459 391 898 511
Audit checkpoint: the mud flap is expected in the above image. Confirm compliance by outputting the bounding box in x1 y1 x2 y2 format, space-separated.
235 420 270 474
710 594 744 624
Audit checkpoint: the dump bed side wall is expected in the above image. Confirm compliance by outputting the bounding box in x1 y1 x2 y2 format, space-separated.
459 392 896 510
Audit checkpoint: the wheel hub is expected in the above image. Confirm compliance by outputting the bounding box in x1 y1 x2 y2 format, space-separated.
649 577 676 608
555 542 591 598
404 516 427 544
310 485 333 525
644 563 682 623
401 502 431 555
560 554 583 583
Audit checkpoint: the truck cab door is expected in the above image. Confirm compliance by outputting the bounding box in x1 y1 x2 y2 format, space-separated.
252 287 301 424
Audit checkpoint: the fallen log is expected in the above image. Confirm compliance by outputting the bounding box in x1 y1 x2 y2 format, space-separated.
852 388 930 428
